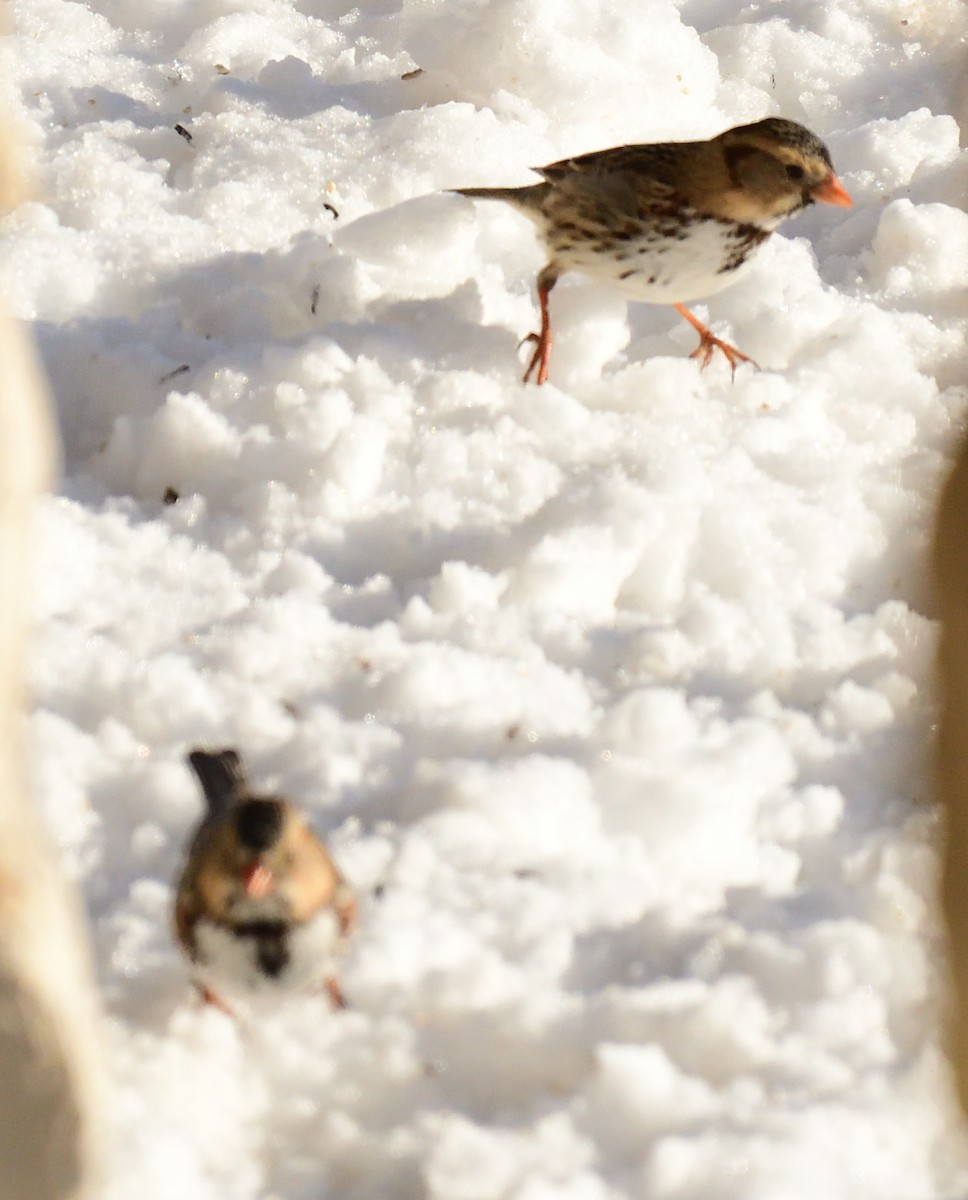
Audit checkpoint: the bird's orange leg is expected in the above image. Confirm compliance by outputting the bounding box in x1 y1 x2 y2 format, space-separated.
522 267 558 386
674 304 758 377
335 886 357 938
196 983 233 1016
323 977 348 1010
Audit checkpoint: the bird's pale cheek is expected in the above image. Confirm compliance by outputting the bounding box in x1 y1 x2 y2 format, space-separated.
197 868 237 919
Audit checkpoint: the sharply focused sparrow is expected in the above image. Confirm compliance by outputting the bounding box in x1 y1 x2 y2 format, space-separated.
173 749 356 1014
455 117 852 384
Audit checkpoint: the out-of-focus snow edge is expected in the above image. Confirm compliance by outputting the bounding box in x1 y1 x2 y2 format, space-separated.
936 406 968 1121
0 107 104 1200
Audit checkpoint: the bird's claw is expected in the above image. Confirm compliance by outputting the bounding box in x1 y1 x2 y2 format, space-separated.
520 330 552 385
689 330 758 377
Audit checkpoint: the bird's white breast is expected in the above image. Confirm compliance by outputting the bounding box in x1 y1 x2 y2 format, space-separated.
551 213 770 304
192 908 342 1010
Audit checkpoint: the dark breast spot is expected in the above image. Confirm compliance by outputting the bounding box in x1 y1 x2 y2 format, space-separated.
234 920 291 979
716 222 772 274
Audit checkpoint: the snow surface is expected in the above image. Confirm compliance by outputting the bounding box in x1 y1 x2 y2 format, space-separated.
4 0 968 1196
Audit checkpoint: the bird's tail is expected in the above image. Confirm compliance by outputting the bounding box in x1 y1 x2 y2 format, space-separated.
451 184 548 213
188 748 248 814
453 185 522 201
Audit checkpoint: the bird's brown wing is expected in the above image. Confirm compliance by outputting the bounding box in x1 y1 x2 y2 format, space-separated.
535 141 698 188
534 143 699 222
539 139 748 223
173 881 201 960
286 825 349 924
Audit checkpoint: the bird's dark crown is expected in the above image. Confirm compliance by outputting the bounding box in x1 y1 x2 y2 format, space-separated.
729 117 833 167
234 798 285 852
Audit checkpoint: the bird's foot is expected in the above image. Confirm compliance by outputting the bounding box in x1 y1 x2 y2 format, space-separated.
520 330 552 386
674 303 758 378
689 329 758 376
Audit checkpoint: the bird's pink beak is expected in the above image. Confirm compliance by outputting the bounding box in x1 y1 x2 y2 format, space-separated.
812 173 853 207
242 862 274 898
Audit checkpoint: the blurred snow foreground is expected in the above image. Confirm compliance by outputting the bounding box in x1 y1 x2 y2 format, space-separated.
3 0 968 1198
937 436 968 1116
0 117 102 1200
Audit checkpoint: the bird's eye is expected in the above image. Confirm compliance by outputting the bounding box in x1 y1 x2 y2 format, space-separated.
786 164 806 181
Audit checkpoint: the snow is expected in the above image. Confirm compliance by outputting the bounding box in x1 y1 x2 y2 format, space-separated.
4 0 968 1196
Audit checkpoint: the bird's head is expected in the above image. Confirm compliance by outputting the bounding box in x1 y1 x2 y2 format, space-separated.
715 117 852 225
192 795 342 922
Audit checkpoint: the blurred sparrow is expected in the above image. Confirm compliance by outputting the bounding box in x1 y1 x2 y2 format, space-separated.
456 117 852 384
174 749 355 1014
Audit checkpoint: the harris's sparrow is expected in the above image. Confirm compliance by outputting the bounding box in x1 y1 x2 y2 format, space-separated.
173 749 356 1015
455 117 853 384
